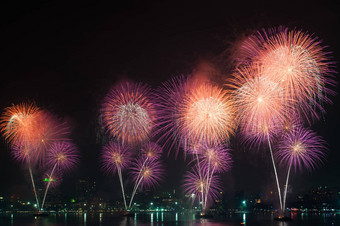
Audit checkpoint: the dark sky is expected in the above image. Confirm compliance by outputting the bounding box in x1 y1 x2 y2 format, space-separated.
0 0 339 203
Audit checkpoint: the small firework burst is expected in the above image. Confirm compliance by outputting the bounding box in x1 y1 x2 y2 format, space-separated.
10 142 36 164
101 142 133 174
130 157 165 190
183 167 222 207
101 81 155 146
46 141 79 172
199 143 233 173
141 142 162 159
276 127 326 171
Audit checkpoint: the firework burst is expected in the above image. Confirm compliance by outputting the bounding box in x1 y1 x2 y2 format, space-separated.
180 82 236 146
237 27 336 121
230 65 290 145
276 127 326 171
130 157 164 190
46 141 79 172
101 81 155 146
199 144 233 173
0 103 40 146
183 166 222 209
141 142 162 159
101 142 133 174
154 75 192 157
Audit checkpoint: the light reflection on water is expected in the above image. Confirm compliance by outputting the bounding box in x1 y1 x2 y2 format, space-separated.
0 212 339 226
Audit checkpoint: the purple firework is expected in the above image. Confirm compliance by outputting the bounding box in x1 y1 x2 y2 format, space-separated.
101 142 133 174
101 81 155 146
141 142 162 159
10 142 36 165
46 141 79 172
199 143 233 173
183 166 222 207
276 126 326 171
153 75 192 158
130 157 165 190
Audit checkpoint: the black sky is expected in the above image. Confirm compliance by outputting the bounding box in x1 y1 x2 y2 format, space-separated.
0 0 339 202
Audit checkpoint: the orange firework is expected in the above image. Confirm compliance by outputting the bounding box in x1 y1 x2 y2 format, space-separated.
180 81 236 145
0 103 40 147
230 64 290 145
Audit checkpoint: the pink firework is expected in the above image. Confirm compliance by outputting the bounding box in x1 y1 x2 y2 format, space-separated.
230 64 290 145
101 81 155 146
101 142 133 174
46 141 79 172
237 27 336 121
154 75 192 157
183 167 222 207
141 142 162 159
179 81 236 146
199 144 233 173
130 157 165 190
276 126 326 171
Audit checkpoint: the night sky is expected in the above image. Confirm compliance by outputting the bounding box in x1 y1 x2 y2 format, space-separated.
0 0 339 203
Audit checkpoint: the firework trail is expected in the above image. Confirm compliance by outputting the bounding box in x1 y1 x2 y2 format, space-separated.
101 81 155 146
101 142 133 210
276 126 326 214
128 142 163 209
129 157 164 209
41 141 79 210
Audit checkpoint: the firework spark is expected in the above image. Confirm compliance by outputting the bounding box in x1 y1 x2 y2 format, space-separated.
101 81 155 146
